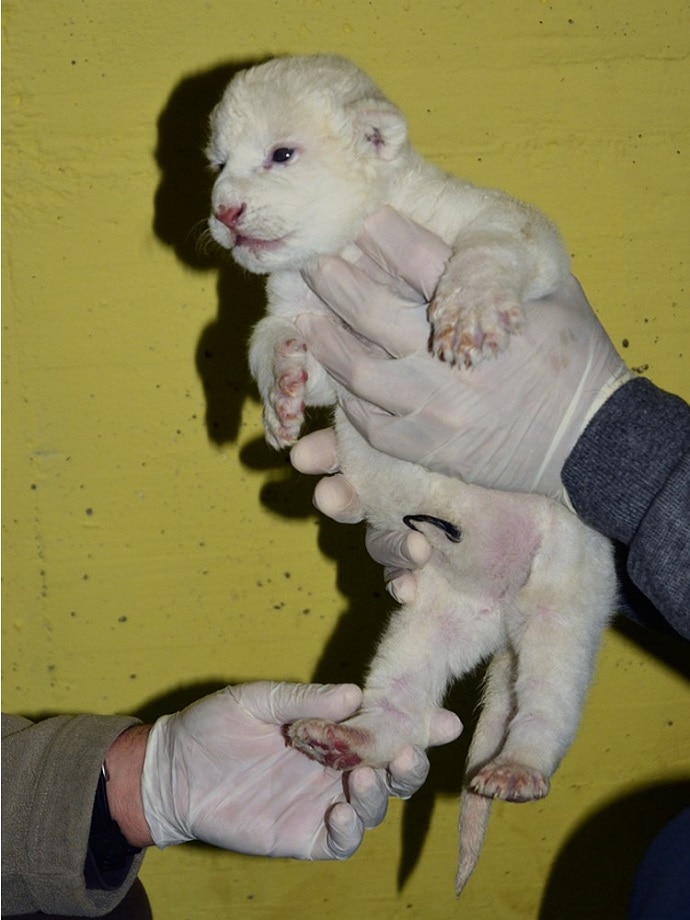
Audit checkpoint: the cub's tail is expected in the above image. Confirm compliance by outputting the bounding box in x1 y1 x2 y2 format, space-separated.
455 651 514 896
455 788 493 895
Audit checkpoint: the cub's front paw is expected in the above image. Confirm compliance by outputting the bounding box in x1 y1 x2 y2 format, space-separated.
285 718 373 770
469 758 550 803
429 286 523 368
263 338 308 449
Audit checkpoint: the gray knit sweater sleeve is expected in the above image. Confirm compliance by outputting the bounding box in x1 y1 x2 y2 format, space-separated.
2 712 145 917
562 377 690 640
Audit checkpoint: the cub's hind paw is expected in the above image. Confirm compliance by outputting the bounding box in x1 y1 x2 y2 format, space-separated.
284 718 374 771
469 759 550 803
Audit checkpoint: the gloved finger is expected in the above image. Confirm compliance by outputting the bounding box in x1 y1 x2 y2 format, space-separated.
385 709 463 799
323 802 364 859
313 474 365 524
237 681 363 725
365 527 431 570
290 429 340 475
302 257 429 357
383 570 418 605
385 745 430 799
344 246 426 301
296 315 434 413
338 394 400 441
346 766 389 828
357 207 452 300
428 708 463 747
339 392 452 462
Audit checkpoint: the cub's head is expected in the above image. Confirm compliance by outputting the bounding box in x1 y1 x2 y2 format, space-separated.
206 55 409 274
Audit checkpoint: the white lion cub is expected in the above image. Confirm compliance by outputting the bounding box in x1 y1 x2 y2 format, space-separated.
206 55 615 894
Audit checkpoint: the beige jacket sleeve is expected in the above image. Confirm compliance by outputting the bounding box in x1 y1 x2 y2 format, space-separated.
2 712 146 917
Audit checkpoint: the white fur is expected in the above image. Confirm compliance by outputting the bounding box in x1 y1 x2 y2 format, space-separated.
207 55 615 895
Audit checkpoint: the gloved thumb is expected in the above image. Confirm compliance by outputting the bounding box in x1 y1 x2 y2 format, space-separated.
231 681 363 725
313 474 365 524
428 708 463 746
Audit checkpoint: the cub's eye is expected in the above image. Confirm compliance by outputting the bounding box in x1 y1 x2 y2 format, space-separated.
271 147 296 164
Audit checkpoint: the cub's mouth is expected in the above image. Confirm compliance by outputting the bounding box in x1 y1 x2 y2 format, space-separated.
233 233 287 253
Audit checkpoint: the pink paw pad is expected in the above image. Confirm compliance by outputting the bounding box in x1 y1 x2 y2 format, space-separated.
274 397 304 425
469 761 550 803
278 338 308 357
284 718 372 771
277 367 307 398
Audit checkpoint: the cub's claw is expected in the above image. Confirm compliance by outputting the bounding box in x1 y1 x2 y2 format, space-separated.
428 290 524 368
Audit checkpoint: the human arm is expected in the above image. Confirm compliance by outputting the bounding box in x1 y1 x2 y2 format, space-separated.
139 681 461 855
1 712 144 917
562 377 690 638
292 208 690 637
2 682 460 917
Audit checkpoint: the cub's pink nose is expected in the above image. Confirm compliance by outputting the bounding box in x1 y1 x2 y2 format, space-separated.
215 203 246 229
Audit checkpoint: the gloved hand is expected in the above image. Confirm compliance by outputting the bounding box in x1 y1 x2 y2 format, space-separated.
296 207 632 501
141 681 461 858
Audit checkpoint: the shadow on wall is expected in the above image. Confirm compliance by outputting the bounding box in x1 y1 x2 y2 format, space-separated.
153 57 270 447
538 620 690 916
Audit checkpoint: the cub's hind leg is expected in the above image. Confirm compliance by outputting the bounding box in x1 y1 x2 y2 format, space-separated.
471 521 614 800
287 565 502 769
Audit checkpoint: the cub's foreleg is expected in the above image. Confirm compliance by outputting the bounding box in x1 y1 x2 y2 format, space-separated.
426 195 569 368
249 315 334 449
430 235 531 367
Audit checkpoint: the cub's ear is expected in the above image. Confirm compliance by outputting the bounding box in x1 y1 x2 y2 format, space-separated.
346 98 408 160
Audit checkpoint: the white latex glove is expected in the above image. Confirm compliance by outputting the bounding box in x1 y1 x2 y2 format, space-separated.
297 207 632 501
141 681 461 857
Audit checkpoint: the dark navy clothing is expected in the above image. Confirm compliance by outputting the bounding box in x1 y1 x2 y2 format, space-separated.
563 377 690 640
628 808 690 920
563 378 689 918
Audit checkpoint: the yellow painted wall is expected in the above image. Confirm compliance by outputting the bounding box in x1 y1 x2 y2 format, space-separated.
3 2 689 917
